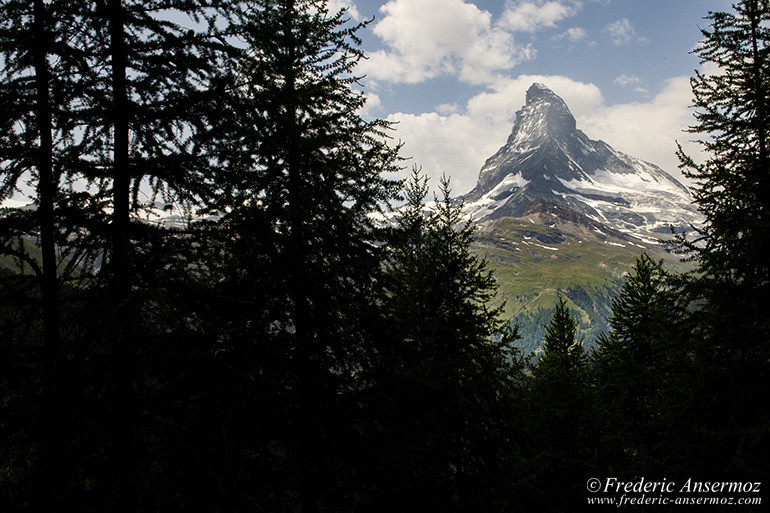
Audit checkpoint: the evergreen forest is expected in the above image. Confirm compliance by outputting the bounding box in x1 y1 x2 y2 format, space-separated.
1 0 768 511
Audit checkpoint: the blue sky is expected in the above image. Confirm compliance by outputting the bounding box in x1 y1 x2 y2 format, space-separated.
333 0 731 193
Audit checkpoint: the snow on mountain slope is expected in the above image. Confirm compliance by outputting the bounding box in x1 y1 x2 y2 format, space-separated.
462 83 701 242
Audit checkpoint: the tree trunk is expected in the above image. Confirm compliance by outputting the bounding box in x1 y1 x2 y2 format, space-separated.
32 0 63 508
108 0 136 511
281 2 321 511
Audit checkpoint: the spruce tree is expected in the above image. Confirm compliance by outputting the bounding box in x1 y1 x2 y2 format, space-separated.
676 0 770 360
592 254 675 475
527 297 591 511
678 0 770 289
536 297 585 378
370 169 522 511
675 0 770 479
0 1 88 508
196 1 400 509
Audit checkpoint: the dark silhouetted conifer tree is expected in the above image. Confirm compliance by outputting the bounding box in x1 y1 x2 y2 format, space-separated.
526 297 593 511
674 0 770 481
366 168 524 511
192 1 400 510
0 1 90 508
1 1 229 509
592 254 677 475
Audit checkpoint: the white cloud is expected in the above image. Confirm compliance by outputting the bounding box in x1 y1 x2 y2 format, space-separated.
359 91 382 117
358 0 533 85
387 111 499 194
604 18 647 45
553 26 595 47
436 102 460 115
579 76 698 180
468 75 603 119
386 75 699 195
501 1 582 32
560 26 587 41
326 0 361 20
613 75 649 94
613 74 640 86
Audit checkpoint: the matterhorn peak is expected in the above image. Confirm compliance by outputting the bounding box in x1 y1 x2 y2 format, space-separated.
509 83 577 145
525 82 567 107
463 83 701 241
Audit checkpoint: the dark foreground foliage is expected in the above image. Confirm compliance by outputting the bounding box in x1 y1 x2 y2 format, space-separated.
1 1 768 511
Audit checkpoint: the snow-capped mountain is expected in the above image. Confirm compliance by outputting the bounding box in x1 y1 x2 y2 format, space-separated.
463 83 701 243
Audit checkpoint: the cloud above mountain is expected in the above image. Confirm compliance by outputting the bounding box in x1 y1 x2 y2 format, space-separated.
358 0 527 85
501 1 582 32
604 18 648 45
358 0 587 85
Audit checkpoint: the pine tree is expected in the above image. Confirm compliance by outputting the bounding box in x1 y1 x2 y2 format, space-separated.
369 169 522 511
592 254 675 474
673 0 770 480
526 297 592 511
195 1 401 509
0 1 88 508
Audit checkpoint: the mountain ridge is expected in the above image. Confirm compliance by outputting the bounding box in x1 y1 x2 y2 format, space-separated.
463 83 700 243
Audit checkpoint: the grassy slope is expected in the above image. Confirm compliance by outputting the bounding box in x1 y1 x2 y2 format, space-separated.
472 217 687 351
0 239 43 276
